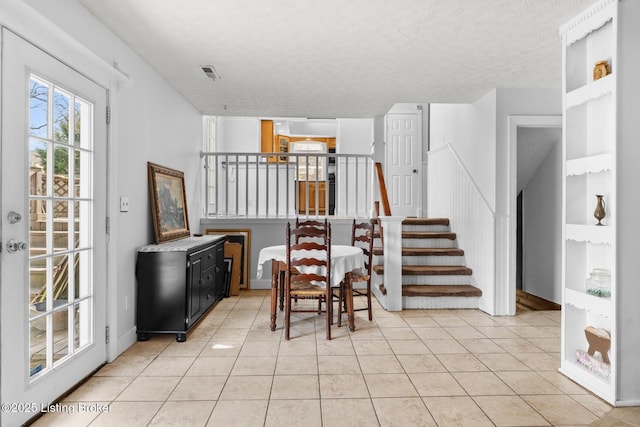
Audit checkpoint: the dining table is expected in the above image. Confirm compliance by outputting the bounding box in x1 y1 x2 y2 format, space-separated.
257 244 365 332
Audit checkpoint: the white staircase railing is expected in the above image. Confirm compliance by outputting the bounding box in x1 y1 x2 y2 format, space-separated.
201 151 374 219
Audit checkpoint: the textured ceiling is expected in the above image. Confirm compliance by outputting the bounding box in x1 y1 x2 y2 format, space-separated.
79 0 595 118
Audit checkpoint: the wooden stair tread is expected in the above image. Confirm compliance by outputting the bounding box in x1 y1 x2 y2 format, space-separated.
402 284 482 297
373 265 472 275
402 218 450 226
402 231 456 240
373 247 464 256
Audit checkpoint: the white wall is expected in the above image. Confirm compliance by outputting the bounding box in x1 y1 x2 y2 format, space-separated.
523 140 562 303
430 92 497 211
19 0 205 356
217 117 260 152
337 118 373 154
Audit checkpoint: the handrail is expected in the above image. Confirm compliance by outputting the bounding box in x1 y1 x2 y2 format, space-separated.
375 162 391 216
201 151 374 219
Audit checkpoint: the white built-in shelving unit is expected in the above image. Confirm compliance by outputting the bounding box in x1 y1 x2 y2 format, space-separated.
560 0 640 406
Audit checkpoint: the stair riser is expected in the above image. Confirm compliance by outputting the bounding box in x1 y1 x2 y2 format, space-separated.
402 224 451 232
402 238 458 249
402 256 465 266
403 296 479 309
401 275 471 285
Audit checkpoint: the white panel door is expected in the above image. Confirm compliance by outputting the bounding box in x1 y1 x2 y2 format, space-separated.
385 113 421 217
0 30 108 426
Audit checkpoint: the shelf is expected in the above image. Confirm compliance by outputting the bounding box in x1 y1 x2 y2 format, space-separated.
566 74 614 109
566 224 613 244
566 153 613 176
560 361 612 403
566 288 611 316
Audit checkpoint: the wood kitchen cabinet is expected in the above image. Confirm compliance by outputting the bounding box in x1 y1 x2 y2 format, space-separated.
298 180 326 215
135 235 225 342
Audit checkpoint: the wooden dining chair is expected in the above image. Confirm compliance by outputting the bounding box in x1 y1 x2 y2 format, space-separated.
285 221 333 340
337 219 375 325
279 217 329 310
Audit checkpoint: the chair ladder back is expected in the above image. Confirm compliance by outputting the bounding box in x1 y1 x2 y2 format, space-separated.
351 220 374 276
285 221 333 340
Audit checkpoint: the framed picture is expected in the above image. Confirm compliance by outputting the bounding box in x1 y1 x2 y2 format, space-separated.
147 162 190 243
206 228 251 289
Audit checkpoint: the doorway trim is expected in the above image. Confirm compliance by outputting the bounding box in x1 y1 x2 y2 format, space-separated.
504 115 562 315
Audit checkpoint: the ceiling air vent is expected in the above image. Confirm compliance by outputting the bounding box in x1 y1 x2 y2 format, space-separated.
201 65 221 81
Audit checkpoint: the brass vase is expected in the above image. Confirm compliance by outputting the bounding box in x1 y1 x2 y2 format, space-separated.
594 195 606 226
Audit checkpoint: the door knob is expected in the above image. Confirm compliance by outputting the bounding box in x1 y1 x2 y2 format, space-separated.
7 211 22 224
413 169 418 173
6 239 27 253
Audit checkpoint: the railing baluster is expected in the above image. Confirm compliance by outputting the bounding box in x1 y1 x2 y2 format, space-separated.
355 156 359 217
286 155 290 217
215 154 219 218
225 154 229 217
235 155 239 218
274 155 280 218
345 156 350 217
256 155 260 217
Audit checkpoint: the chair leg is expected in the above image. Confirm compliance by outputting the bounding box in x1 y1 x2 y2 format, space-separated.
278 270 285 311
367 283 372 321
326 291 332 340
285 294 291 340
344 275 355 332
337 285 344 327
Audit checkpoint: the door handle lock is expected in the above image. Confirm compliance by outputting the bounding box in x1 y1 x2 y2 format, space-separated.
7 211 22 224
6 239 27 253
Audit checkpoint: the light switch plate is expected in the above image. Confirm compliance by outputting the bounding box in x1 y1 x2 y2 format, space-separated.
120 196 130 212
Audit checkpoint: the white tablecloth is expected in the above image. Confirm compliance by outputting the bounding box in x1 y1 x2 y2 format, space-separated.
257 244 364 288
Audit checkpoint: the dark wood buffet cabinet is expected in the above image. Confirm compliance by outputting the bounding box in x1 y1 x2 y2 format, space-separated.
135 234 225 342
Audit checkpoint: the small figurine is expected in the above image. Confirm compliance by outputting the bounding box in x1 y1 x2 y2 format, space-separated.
593 60 611 81
585 326 611 364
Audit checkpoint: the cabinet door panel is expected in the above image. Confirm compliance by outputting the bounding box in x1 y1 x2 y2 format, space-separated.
188 257 203 325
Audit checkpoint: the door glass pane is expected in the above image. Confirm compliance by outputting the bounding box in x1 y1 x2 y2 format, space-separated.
29 139 48 197
53 89 70 144
74 100 82 146
29 79 48 138
28 75 94 381
74 300 92 350
53 201 69 252
52 144 70 198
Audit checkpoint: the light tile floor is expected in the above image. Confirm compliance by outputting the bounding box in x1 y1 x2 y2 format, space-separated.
31 290 640 427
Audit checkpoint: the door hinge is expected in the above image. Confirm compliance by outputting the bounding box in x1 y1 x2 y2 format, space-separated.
105 326 110 344
106 107 111 125
106 216 111 235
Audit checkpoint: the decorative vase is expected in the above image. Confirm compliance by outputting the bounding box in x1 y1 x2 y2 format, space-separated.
594 195 606 226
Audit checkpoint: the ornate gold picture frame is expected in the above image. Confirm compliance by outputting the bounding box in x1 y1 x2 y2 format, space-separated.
148 162 190 243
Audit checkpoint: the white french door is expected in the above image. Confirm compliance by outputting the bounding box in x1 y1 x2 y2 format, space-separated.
0 29 107 426
385 112 422 217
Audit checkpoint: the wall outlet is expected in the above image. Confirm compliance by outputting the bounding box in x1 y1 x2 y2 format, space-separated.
120 196 130 212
